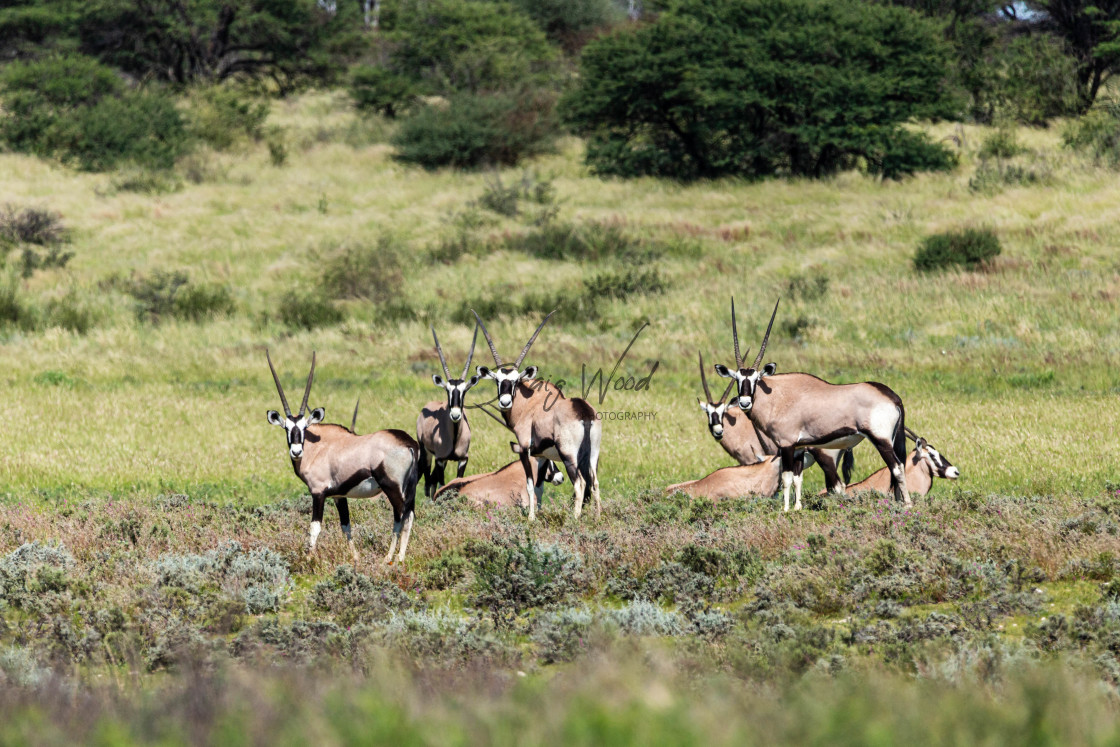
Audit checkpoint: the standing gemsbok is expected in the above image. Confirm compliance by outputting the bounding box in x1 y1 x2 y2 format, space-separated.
714 299 909 511
416 325 480 498
471 310 602 521
696 351 853 491
265 351 421 564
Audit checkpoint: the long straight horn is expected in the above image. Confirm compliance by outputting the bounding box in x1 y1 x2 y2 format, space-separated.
719 379 735 404
266 349 292 418
514 309 555 369
751 299 779 370
731 297 742 368
471 310 502 367
298 351 316 417
351 396 360 433
698 352 713 402
431 326 451 380
462 323 479 379
904 426 919 442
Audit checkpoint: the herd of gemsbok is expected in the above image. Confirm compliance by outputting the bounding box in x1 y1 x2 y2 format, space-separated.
264 301 957 563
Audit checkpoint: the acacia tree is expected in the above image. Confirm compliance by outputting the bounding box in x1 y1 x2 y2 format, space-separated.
561 0 958 180
1027 0 1120 111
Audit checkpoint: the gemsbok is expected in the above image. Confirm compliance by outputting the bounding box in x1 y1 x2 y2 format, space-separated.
471 310 602 521
696 351 853 491
666 452 816 500
416 325 479 498
843 429 958 498
265 351 421 564
714 299 909 511
435 444 566 508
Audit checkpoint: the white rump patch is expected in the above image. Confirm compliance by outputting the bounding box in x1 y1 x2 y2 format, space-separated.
346 477 382 498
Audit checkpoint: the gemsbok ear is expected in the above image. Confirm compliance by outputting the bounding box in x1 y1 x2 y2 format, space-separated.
520 366 538 381
467 374 480 387
697 397 706 409
432 374 445 387
510 442 523 454
762 362 777 376
308 407 325 424
714 364 732 378
267 410 285 427
477 365 492 379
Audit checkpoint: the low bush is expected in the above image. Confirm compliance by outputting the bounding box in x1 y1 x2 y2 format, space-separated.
392 90 559 169
124 271 235 324
0 206 68 247
318 237 404 302
585 268 665 300
468 535 586 626
277 291 345 330
1062 99 1120 167
310 565 414 626
608 600 684 636
532 606 595 663
185 86 269 150
979 126 1026 160
914 228 1001 272
349 66 418 118
478 171 556 218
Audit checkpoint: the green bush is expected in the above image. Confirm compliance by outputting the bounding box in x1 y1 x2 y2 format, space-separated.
511 0 622 50
1062 99 1120 167
468 536 586 626
392 90 560 169
0 205 68 246
562 0 956 180
278 291 345 331
185 86 269 150
318 236 404 302
0 55 188 172
349 66 418 118
914 228 1002 272
979 126 1026 160
124 271 235 324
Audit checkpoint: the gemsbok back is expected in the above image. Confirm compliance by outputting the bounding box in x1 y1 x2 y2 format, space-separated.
265 351 421 564
697 351 853 491
472 310 602 521
666 453 816 500
714 299 909 511
435 444 566 508
843 429 958 498
416 325 480 498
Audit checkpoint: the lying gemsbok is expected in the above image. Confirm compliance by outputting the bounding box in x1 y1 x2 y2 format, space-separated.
697 351 853 491
416 325 480 498
435 444 566 508
472 310 602 521
667 452 815 499
841 429 958 497
265 351 421 564
714 299 909 511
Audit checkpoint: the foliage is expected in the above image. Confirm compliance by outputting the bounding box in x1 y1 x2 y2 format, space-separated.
276 291 345 330
1062 98 1120 167
348 66 418 118
509 0 623 51
468 535 586 626
318 236 404 302
123 271 235 324
562 0 957 180
392 90 560 169
185 86 270 150
0 205 68 247
914 228 1002 271
1025 0 1120 112
310 565 414 626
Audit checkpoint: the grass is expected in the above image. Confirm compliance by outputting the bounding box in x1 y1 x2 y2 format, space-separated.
2 91 1120 740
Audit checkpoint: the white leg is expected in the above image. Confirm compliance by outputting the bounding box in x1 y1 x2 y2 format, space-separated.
832 482 847 496
526 476 537 521
384 519 401 564
892 465 911 507
396 510 415 562
794 473 803 511
781 472 793 512
571 473 586 521
591 471 601 519
308 520 322 552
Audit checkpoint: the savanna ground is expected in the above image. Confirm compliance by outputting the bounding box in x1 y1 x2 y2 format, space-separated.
0 93 1119 743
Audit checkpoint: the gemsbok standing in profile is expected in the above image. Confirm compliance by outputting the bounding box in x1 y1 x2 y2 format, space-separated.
471 310 602 521
416 325 479 498
265 351 421 564
842 428 958 498
435 443 566 508
696 351 853 491
714 299 909 511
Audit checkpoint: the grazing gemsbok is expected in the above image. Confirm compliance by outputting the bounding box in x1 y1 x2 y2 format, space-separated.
714 299 909 511
697 351 853 491
471 310 602 521
667 453 816 500
435 444 566 508
265 351 421 564
416 325 480 498
843 428 958 498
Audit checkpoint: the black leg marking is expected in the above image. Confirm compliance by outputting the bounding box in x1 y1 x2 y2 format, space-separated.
456 458 468 479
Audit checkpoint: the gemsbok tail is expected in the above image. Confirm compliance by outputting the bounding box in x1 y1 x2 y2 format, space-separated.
892 405 906 464
840 448 855 485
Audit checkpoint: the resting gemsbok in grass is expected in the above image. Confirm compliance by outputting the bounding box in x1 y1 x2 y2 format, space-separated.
697 351 853 492
435 444 566 508
416 325 480 498
843 429 958 498
714 299 909 511
472 310 602 521
666 453 816 499
265 351 421 564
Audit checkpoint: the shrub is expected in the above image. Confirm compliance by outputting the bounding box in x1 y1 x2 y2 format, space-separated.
0 206 68 246
510 0 622 50
318 236 404 302
468 535 586 626
584 268 665 300
152 542 291 614
1062 99 1120 167
424 550 467 590
0 542 74 612
979 126 1026 160
608 600 684 636
392 90 560 169
477 171 556 218
185 86 269 150
562 0 956 180
379 609 513 667
349 66 418 118
277 291 345 330
310 565 414 626
532 606 595 663
124 271 235 324
914 228 1002 272
503 220 654 262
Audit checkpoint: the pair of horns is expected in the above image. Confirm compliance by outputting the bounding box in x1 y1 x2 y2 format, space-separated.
470 309 555 370
904 426 921 442
266 350 315 419
698 351 734 404
432 324 479 380
730 297 778 371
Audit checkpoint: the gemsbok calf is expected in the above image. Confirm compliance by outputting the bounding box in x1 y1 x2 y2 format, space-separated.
843 429 958 498
697 351 853 491
435 445 566 508
666 452 816 500
265 351 421 564
715 299 909 511
416 325 480 498
472 310 602 521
